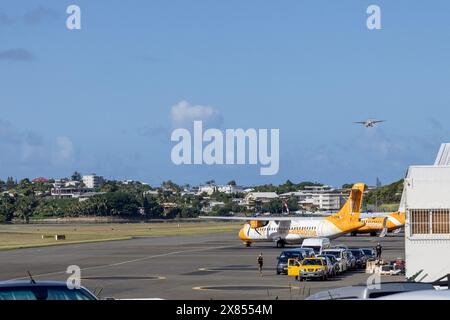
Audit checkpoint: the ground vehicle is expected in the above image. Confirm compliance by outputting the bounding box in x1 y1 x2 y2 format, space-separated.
301 238 331 255
299 258 329 281
361 248 376 259
287 258 302 278
322 249 348 273
0 281 98 300
334 244 349 251
276 249 307 275
306 282 435 300
375 289 450 300
318 254 340 276
349 249 367 269
316 255 334 277
346 251 357 270
298 247 316 258
379 264 403 276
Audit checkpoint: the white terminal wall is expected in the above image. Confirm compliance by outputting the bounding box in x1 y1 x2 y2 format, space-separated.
405 165 450 282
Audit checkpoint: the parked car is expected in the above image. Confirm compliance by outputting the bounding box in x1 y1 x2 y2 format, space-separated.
0 280 98 300
349 249 367 269
322 249 348 273
346 251 357 270
276 249 307 275
296 247 316 258
334 244 350 251
317 255 335 277
301 238 331 255
318 254 340 276
379 264 403 276
361 248 376 259
298 258 329 281
306 282 435 300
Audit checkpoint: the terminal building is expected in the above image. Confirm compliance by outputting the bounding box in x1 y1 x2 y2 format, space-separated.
405 143 450 282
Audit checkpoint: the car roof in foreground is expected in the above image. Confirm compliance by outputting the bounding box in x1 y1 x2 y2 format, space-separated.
0 280 78 288
306 282 435 300
375 289 450 300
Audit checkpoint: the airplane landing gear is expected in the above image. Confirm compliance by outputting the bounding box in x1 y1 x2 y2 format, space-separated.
370 231 377 237
244 242 251 247
276 239 285 248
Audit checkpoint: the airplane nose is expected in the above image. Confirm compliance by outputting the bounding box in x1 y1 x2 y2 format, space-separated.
239 228 248 240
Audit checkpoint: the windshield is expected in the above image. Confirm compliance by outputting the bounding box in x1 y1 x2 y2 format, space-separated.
322 251 340 258
0 287 95 300
350 250 362 258
302 259 323 266
362 249 373 255
279 251 303 261
303 246 321 254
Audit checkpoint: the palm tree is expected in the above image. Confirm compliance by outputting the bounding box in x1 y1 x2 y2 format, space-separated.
15 196 38 223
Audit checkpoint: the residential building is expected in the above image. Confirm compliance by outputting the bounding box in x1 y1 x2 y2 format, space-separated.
143 190 159 197
280 186 346 211
82 174 105 189
217 184 245 194
197 185 218 195
50 186 92 199
244 192 279 204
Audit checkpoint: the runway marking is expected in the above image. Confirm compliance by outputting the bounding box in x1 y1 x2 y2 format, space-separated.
82 276 166 281
193 285 300 291
7 245 234 282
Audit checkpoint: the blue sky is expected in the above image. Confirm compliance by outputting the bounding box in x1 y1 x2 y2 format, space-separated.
1 1 450 187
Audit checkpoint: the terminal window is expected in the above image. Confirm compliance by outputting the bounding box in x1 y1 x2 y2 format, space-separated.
411 209 450 235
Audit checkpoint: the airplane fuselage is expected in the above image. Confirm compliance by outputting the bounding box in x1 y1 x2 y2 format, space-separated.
239 217 364 245
357 212 405 234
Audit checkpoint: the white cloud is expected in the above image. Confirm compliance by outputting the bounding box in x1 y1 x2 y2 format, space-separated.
170 100 223 128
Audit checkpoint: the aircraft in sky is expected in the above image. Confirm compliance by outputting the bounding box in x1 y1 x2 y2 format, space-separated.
354 119 386 128
200 183 366 247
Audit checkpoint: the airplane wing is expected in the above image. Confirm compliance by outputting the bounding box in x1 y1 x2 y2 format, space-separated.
373 120 386 123
199 215 313 221
353 122 366 124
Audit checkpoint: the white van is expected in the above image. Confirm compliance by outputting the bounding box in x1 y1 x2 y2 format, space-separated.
301 238 331 255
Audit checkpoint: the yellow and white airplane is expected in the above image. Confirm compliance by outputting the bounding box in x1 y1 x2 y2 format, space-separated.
353 211 405 237
201 183 366 247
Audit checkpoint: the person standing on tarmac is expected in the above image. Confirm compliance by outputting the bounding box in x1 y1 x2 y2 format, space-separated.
257 253 264 276
375 243 383 259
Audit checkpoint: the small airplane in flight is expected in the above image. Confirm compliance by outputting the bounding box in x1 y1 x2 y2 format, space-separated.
354 119 386 128
200 183 366 247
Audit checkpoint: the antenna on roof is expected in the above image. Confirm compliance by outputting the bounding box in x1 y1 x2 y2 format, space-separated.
27 271 36 284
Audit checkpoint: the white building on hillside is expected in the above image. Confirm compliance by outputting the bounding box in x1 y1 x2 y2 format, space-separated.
311 192 345 211
217 184 245 194
197 185 217 195
82 174 105 189
244 192 279 204
280 187 346 211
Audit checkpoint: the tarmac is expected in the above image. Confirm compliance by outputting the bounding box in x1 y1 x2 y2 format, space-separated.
0 231 405 300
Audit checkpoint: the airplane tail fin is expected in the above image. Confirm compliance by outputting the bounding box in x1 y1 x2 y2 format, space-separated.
333 183 365 221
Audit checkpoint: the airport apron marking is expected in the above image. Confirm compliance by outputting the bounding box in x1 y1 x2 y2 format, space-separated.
7 245 234 281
